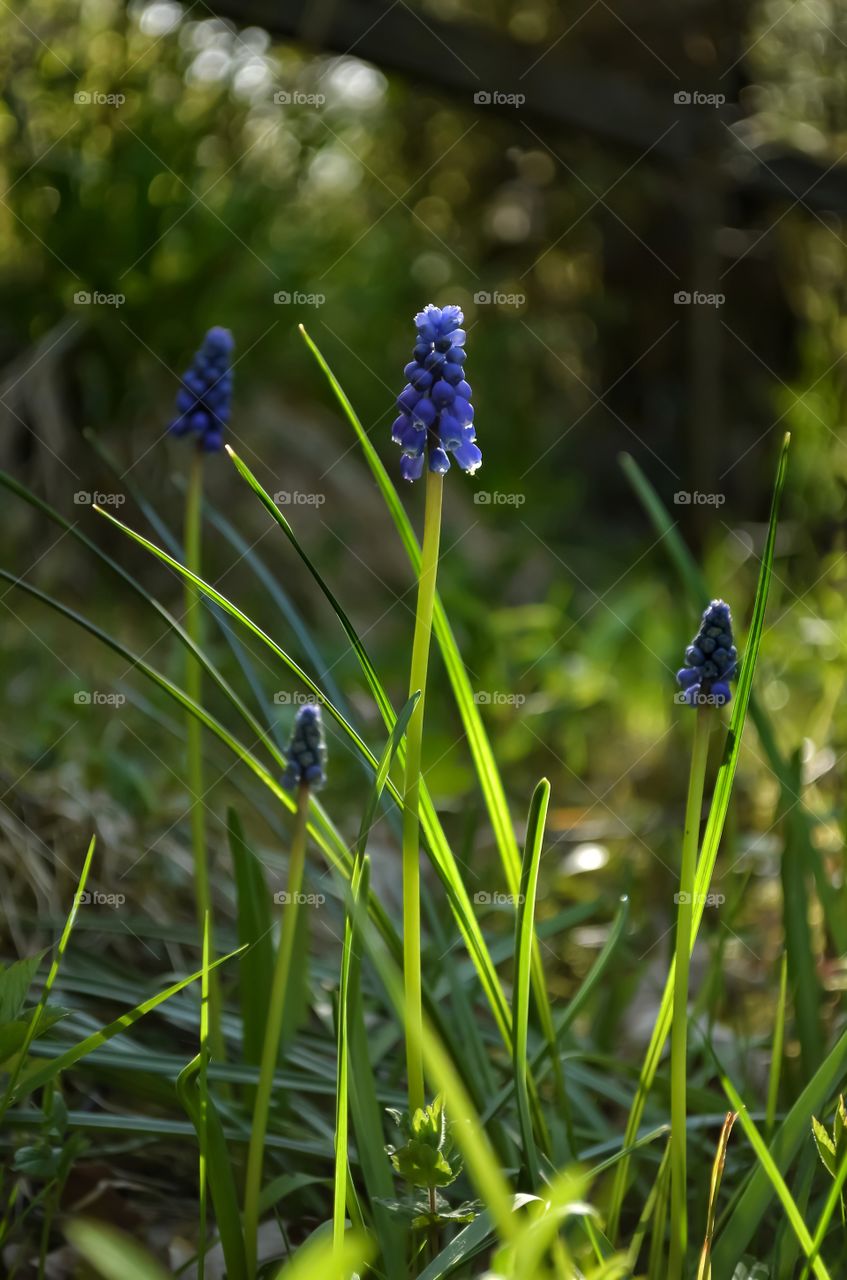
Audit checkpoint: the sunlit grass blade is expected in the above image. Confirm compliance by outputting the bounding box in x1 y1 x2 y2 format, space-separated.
513 778 551 1187
609 432 790 1237
299 324 563 1111
15 945 244 1101
718 1072 832 1280
272 1228 373 1280
0 834 95 1124
712 1023 847 1271
619 448 847 955
90 508 522 1089
65 1220 172 1280
624 1138 670 1276
696 1110 735 1280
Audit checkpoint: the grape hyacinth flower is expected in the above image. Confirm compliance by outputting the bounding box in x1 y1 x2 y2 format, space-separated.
282 704 327 791
391 304 482 482
676 599 738 707
169 326 234 452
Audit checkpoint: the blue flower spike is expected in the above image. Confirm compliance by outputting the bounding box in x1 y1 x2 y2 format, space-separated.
282 704 327 791
169 326 234 452
676 599 738 708
392 304 481 481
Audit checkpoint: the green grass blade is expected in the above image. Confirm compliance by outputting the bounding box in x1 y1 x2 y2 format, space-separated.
0 834 96 1124
90 510 520 1077
15 945 245 1101
513 778 551 1187
619 449 847 955
719 1073 832 1280
65 1220 172 1280
766 952 789 1140
176 1050 247 1280
0 470 287 778
299 325 563 1103
334 857 369 1260
227 808 274 1071
272 1229 373 1280
609 432 790 1236
712 1025 847 1270
781 749 823 1074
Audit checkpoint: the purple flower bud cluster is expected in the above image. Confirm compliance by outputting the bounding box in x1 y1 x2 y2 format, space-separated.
169 327 234 452
282 704 327 790
391 304 482 482
676 599 738 707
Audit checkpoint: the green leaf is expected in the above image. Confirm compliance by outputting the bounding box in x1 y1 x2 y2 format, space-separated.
813 1116 837 1177
227 807 274 1071
0 953 45 1024
65 1220 172 1280
513 778 551 1188
610 433 790 1235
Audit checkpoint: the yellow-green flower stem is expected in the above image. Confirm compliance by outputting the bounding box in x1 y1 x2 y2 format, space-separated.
402 467 444 1115
184 449 224 1062
669 703 714 1280
243 780 310 1277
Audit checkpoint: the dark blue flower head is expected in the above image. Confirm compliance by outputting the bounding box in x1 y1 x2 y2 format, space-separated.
282 704 327 790
391 304 482 482
676 599 738 708
169 326 234 452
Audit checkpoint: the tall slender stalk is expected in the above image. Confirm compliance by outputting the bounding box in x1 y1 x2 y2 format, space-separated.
669 704 713 1280
402 467 444 1115
244 780 310 1277
184 449 224 1060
